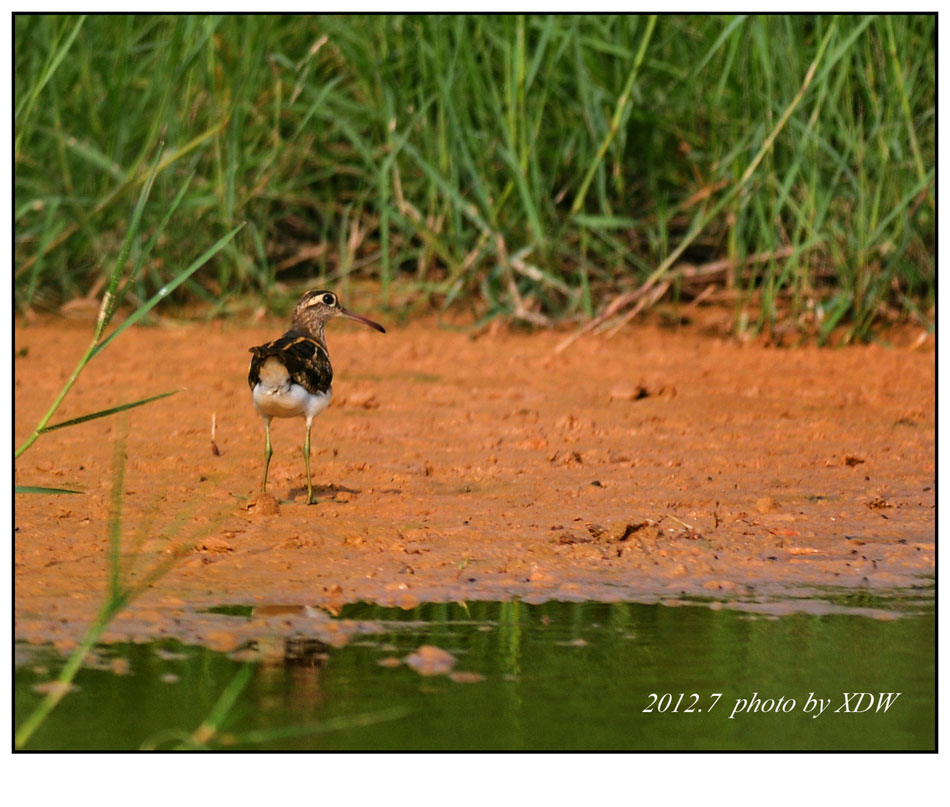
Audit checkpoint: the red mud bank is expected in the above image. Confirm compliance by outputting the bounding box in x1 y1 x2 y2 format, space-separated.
14 318 935 650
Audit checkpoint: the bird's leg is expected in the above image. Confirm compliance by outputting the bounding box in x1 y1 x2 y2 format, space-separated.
303 419 315 505
261 418 273 496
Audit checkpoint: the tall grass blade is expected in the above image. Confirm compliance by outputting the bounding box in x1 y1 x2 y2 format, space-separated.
91 222 245 359
189 665 256 747
15 422 129 749
14 15 86 158
15 420 193 749
113 171 196 316
40 390 179 433
217 707 412 748
15 485 83 495
95 147 165 341
570 15 657 216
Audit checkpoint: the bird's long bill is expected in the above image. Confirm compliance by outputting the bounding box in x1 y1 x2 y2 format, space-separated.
341 307 386 333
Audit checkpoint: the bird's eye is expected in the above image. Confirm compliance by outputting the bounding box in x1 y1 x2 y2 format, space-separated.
322 294 335 306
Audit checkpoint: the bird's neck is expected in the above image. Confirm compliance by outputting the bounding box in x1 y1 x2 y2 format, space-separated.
292 316 328 350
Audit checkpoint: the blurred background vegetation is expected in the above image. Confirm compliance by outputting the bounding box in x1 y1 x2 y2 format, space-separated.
14 14 935 342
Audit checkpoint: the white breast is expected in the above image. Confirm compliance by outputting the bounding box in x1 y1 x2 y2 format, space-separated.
252 357 332 421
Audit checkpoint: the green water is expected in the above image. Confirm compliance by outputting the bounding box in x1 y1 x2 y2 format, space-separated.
15 598 935 750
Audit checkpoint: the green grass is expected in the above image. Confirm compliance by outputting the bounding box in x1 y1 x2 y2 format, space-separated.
14 145 243 469
14 14 934 341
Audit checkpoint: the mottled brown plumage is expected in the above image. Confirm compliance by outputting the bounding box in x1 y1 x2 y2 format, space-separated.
248 333 333 396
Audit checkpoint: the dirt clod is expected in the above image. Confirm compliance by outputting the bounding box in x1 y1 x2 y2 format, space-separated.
557 531 590 545
609 383 651 402
617 522 651 541
197 536 233 553
243 494 280 516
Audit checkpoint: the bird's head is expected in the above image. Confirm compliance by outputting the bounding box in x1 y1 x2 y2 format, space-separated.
291 290 386 339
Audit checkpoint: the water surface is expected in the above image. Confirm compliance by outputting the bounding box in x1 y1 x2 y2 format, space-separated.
15 597 934 750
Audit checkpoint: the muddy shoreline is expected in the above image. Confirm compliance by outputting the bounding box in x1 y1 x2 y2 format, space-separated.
15 317 935 651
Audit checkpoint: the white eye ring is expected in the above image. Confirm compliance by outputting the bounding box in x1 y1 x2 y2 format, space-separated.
322 294 335 305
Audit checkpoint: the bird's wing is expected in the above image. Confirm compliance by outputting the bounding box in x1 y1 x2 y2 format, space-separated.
248 334 332 395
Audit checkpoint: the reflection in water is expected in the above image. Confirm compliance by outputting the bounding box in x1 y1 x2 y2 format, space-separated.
15 598 934 750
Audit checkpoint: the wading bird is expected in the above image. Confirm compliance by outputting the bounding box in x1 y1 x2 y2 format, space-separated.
248 290 385 504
